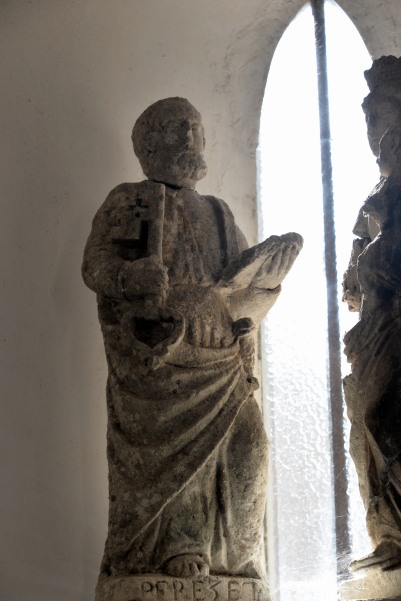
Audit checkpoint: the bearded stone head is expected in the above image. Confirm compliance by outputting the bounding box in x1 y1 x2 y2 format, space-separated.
378 124 401 177
363 56 401 157
132 97 207 189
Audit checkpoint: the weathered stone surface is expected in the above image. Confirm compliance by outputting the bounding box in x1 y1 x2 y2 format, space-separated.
340 565 401 600
82 97 302 598
343 58 401 587
96 574 268 601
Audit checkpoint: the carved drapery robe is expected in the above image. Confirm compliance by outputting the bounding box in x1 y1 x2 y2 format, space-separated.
344 176 401 552
82 182 275 580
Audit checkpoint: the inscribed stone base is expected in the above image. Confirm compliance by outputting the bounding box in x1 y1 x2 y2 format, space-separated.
340 566 401 600
95 574 269 601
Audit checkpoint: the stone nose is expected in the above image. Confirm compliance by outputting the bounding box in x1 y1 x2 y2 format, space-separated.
186 128 194 146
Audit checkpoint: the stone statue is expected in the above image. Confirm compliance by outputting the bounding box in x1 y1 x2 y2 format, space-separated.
82 97 302 601
343 57 401 586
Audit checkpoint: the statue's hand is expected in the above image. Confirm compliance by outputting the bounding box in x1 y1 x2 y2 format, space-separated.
120 256 169 305
251 232 303 290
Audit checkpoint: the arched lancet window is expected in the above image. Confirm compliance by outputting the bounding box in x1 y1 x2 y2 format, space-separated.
258 1 377 599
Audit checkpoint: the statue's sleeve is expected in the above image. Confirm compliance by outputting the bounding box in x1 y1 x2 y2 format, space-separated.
235 224 249 253
82 186 126 299
226 227 282 323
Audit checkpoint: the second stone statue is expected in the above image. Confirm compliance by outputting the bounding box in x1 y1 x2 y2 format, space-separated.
82 97 302 601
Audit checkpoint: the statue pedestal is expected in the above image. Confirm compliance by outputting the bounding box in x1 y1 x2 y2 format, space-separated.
340 566 401 600
96 574 269 601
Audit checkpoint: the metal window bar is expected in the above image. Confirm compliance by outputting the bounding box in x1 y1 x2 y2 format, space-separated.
311 0 351 576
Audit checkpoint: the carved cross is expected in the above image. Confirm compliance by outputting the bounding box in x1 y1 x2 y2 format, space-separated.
111 182 165 259
112 196 150 248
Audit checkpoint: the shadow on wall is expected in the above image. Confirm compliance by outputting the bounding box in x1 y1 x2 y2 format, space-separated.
0 3 133 599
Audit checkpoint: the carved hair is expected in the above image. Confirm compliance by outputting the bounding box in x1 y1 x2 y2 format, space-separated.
363 56 401 114
365 56 401 92
132 97 201 170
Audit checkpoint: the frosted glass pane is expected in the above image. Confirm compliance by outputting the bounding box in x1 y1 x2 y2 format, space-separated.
258 2 379 598
259 6 337 600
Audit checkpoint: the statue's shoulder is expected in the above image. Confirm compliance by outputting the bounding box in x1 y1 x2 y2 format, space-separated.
200 194 248 254
95 180 155 217
201 194 231 211
103 180 151 203
199 194 238 229
108 181 139 196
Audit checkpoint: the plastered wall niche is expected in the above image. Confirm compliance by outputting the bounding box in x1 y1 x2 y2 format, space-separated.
2 1 401 600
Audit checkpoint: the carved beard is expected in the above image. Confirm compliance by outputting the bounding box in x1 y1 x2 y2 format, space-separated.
147 149 207 188
171 149 207 181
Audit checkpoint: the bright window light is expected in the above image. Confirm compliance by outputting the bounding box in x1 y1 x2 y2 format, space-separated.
258 2 377 600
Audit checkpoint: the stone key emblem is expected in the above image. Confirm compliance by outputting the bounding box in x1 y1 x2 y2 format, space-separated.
112 197 150 247
111 183 165 260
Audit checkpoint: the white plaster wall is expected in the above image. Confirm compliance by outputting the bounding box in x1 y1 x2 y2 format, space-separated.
1 1 401 599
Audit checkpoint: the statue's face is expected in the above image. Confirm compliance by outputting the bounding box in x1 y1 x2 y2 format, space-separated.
378 126 401 177
365 94 401 156
163 115 205 156
144 108 207 189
